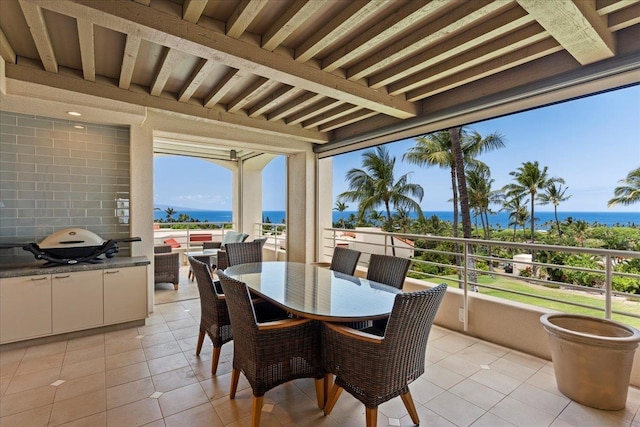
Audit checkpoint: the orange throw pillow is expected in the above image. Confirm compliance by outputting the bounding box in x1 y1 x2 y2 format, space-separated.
163 238 181 248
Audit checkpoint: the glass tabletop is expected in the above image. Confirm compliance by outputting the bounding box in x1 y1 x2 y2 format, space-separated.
223 261 402 321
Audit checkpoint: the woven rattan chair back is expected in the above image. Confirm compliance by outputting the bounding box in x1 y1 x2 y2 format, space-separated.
218 271 325 426
154 244 172 253
322 283 447 426
188 256 232 374
225 240 263 267
202 241 221 250
330 247 361 275
366 254 411 289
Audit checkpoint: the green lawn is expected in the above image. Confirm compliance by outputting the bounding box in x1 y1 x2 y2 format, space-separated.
422 274 640 328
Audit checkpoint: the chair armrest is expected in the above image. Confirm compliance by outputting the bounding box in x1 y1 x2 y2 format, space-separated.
258 318 312 330
324 322 383 344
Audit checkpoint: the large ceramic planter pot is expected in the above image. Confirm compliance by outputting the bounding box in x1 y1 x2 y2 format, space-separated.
540 313 640 410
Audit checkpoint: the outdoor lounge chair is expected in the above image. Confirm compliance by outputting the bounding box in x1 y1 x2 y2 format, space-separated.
154 244 179 290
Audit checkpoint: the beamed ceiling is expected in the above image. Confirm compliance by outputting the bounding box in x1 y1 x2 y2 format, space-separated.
1 0 639 156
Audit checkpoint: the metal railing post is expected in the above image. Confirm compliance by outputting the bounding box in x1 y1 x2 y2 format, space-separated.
463 241 469 331
605 254 613 319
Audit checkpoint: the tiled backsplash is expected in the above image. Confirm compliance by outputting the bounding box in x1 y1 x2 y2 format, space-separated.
0 111 132 265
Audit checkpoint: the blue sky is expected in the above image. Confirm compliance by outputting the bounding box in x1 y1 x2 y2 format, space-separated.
155 85 640 213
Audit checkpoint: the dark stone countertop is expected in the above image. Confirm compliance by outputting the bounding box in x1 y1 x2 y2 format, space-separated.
0 256 150 278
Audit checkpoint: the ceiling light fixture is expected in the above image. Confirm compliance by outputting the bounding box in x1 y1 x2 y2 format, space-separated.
67 111 82 116
230 149 237 161
73 124 85 129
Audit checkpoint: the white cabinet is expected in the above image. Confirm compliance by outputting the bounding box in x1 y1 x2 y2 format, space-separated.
0 274 52 343
104 266 147 325
52 270 104 333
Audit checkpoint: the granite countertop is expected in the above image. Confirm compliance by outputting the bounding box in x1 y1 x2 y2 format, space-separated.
0 256 150 278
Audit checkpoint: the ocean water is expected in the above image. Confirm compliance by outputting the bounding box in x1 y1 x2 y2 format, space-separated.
154 209 638 228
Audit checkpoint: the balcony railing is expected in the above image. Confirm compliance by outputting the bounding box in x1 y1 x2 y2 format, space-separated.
322 227 640 329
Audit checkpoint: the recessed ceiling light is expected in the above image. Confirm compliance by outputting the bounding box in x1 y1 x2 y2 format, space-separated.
73 125 84 129
67 111 82 116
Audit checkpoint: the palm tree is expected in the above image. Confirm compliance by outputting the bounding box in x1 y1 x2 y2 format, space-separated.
404 127 505 239
539 183 571 235
164 207 176 222
466 164 499 240
502 193 529 242
333 201 348 228
608 167 640 207
338 146 424 255
503 161 564 242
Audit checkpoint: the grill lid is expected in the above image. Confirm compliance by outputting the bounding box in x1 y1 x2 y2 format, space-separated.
39 228 105 249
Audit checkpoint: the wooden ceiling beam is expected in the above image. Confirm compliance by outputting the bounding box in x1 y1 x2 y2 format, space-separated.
150 48 183 96
18 0 58 73
407 38 563 102
285 98 342 125
318 110 378 133
4 62 328 143
608 3 640 31
369 5 533 89
226 0 268 39
596 0 640 15
267 92 323 121
178 58 216 102
248 85 299 118
516 0 615 65
119 35 141 90
302 104 361 129
204 68 245 108
77 19 95 82
261 0 324 51
183 0 208 24
321 0 456 72
0 28 17 64
29 0 417 119
227 77 275 112
390 23 547 95
294 0 389 63
347 0 509 81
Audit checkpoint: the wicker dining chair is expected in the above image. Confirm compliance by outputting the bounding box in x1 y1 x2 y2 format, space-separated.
322 283 447 427
224 240 263 267
366 254 411 290
330 247 361 276
154 244 180 290
188 256 233 375
217 271 325 427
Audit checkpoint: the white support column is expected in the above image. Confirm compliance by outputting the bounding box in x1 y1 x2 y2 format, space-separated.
286 151 316 263
317 157 333 262
240 155 268 237
129 120 154 314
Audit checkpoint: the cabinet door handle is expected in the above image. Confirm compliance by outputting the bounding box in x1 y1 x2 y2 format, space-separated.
105 270 120 274
53 275 71 279
31 276 48 281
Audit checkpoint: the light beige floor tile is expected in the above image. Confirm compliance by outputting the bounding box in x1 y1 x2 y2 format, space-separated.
414 405 458 427
23 341 67 360
489 357 537 382
211 387 258 425
48 389 106 426
147 352 189 376
54 372 105 402
15 352 64 376
104 328 140 342
489 396 558 427
141 419 166 427
425 346 453 364
502 350 547 371
0 348 26 367
0 404 52 427
151 365 197 393
56 411 106 427
105 397 162 427
59 357 105 380
525 370 564 397
425 390 486 426
0 377 10 397
200 372 250 401
468 368 522 395
63 345 105 366
449 378 506 410
65 334 104 352
105 349 146 370
470 411 516 426
456 346 502 366
404 376 444 405
509 382 570 417
166 318 197 331
0 384 55 417
555 400 634 427
0 361 19 380
161 311 193 322
143 342 183 361
171 326 199 341
430 333 477 353
5 366 61 395
106 377 155 410
437 354 482 378
137 323 171 336
163 402 224 427
157 382 209 417
423 364 465 389
141 332 176 349
104 337 142 356
105 361 150 388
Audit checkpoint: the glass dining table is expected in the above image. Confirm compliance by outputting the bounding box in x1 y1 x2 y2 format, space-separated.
223 261 402 322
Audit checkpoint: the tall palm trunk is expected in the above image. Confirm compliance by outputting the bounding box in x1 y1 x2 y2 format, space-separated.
384 201 396 256
450 128 477 290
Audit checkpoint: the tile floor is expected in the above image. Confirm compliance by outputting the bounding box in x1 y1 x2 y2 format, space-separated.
2 297 640 426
